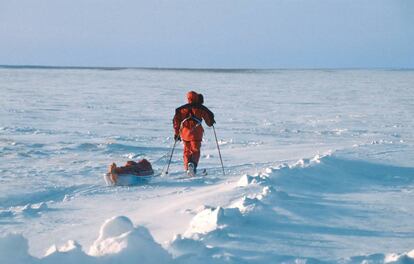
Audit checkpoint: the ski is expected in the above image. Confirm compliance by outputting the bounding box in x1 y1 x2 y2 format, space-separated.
174 169 208 180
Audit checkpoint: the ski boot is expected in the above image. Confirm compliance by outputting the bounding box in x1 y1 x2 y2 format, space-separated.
187 162 196 177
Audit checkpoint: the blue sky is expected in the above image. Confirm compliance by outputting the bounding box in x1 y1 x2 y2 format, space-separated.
0 0 413 68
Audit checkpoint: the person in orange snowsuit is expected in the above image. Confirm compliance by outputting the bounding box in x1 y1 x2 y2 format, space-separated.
173 91 215 174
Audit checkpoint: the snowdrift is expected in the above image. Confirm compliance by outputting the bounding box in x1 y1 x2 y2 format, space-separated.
0 216 172 264
171 153 414 263
1 154 414 263
268 154 414 194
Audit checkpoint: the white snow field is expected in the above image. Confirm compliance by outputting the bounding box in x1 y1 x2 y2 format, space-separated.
0 68 414 263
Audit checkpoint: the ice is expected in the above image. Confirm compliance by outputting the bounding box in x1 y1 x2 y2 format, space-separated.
44 240 94 264
88 216 171 263
237 174 255 187
90 216 135 250
169 234 211 258
0 202 49 218
0 234 36 264
0 216 172 264
183 206 243 238
45 240 82 256
1 68 414 263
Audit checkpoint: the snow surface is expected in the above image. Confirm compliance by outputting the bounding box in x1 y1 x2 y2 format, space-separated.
1 68 414 263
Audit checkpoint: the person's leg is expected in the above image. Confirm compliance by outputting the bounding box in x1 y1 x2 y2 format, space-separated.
183 140 192 170
190 141 202 169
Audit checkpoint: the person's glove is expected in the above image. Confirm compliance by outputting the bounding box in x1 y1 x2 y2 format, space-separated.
208 119 216 127
174 134 181 141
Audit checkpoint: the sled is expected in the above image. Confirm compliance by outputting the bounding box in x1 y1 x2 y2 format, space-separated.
104 172 154 186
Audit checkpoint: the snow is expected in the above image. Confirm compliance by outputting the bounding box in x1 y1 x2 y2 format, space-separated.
0 234 36 264
1 68 414 263
103 173 152 186
0 216 172 264
87 216 172 263
0 202 48 218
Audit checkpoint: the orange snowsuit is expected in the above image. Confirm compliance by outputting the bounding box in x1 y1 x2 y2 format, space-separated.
173 91 215 170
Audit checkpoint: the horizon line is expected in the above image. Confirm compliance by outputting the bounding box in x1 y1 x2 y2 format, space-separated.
0 64 413 72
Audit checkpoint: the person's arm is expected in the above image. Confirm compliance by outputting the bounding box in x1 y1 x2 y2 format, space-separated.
173 108 182 137
201 106 215 127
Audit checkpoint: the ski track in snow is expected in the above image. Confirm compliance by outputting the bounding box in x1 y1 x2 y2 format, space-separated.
1 68 414 263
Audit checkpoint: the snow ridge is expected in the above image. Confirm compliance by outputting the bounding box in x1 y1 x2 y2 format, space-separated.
1 153 414 263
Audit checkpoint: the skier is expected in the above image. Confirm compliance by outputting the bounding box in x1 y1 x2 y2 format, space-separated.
173 91 215 176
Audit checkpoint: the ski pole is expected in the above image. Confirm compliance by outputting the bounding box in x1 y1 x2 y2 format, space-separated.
212 125 225 176
164 139 177 176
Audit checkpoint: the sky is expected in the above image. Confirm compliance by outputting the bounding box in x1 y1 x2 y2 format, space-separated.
0 0 413 69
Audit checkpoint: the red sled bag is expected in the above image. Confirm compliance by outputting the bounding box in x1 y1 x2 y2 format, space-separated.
106 159 154 186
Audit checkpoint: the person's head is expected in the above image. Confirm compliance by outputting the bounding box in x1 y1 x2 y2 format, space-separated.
186 91 199 104
198 93 204 104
